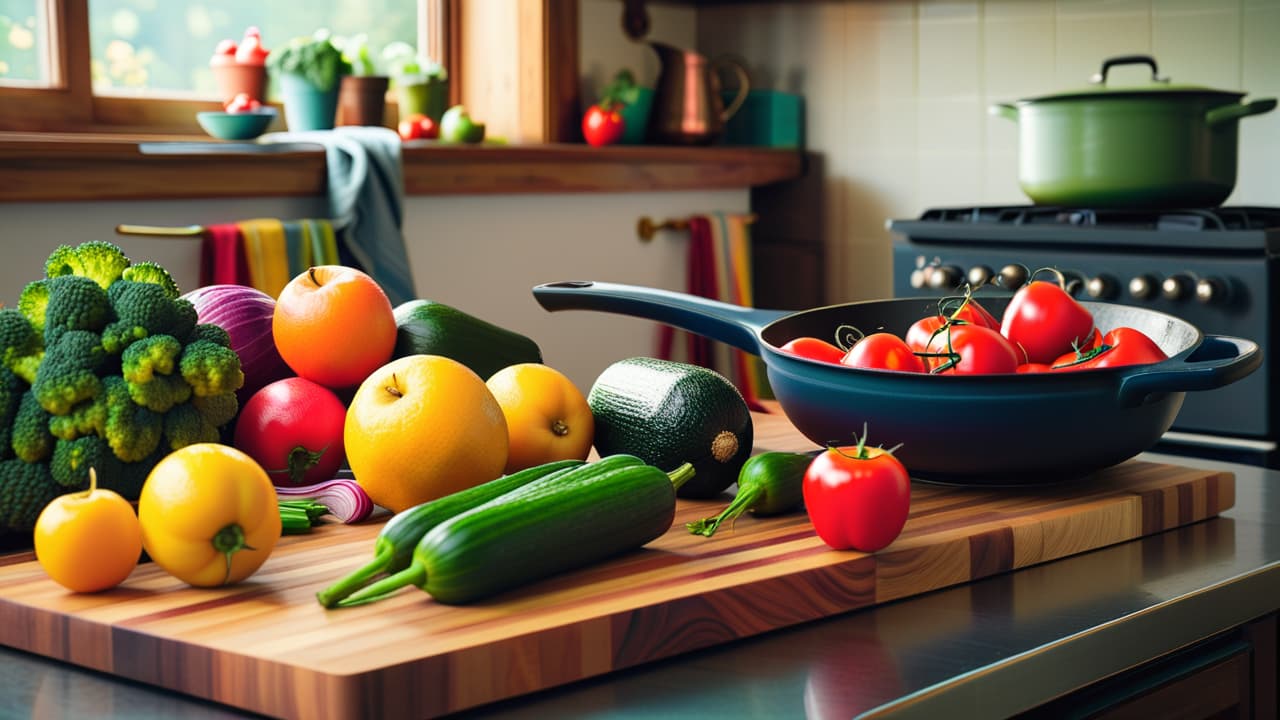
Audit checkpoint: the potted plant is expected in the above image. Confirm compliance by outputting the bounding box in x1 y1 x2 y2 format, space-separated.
381 41 448 123
267 29 351 131
336 34 390 127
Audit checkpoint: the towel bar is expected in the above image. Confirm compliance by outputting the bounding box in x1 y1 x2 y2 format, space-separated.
636 213 756 242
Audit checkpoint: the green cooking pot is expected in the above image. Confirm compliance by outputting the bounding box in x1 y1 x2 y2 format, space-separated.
991 55 1276 208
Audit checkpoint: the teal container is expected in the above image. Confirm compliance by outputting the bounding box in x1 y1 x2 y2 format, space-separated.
618 87 654 145
721 90 804 149
278 72 340 131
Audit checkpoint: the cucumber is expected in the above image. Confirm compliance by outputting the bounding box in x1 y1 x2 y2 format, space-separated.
315 458 587 607
392 299 543 381
687 451 812 537
335 456 695 607
588 357 753 499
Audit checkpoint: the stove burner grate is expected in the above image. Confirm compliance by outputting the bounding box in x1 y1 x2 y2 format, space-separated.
919 205 1280 232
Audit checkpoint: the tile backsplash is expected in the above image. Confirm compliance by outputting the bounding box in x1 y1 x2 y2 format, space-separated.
691 0 1280 303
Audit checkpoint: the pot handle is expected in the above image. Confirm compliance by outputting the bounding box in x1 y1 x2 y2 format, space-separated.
1206 98 1278 127
988 103 1018 122
1116 335 1261 408
1090 54 1167 85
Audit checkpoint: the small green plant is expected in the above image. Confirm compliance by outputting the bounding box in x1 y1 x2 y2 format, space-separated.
337 33 380 77
380 41 446 87
267 29 352 92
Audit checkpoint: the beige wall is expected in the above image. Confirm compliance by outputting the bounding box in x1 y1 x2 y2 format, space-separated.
677 0 1280 303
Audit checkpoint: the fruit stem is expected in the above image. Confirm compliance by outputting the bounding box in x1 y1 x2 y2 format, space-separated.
687 482 763 537
668 462 696 492
335 564 426 608
386 373 403 398
551 419 570 437
316 547 395 608
308 267 320 286
211 523 252 586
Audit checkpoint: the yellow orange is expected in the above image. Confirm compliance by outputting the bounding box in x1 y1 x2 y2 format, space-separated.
345 354 508 512
486 363 594 473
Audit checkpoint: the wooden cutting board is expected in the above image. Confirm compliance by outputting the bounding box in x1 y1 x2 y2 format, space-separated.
0 409 1234 719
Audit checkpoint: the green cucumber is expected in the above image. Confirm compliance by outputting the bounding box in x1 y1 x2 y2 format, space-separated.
315 458 587 607
588 357 753 499
686 451 812 537
392 299 543 381
335 456 695 607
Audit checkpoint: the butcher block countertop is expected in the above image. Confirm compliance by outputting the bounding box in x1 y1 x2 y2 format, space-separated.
1 408 1279 719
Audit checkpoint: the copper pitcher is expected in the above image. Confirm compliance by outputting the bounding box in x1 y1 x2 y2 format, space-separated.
647 42 750 145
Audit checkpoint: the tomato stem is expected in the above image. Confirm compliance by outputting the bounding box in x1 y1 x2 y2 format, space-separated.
1052 343 1114 369
211 523 252 586
834 324 864 352
1028 266 1068 290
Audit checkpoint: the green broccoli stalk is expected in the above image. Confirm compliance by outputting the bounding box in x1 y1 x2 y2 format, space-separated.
0 458 61 532
32 330 106 416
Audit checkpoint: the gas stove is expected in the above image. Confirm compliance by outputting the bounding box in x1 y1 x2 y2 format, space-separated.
889 205 1280 468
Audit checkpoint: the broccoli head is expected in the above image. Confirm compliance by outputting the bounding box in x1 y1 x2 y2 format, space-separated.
44 274 113 344
179 340 244 397
121 334 193 412
162 402 222 450
192 392 238 428
33 329 106 416
17 280 49 335
48 394 108 441
121 261 181 299
0 308 40 374
186 322 232 348
0 458 61 532
11 390 53 463
0 367 23 460
45 241 131 290
51 435 121 490
101 376 162 463
102 282 197 354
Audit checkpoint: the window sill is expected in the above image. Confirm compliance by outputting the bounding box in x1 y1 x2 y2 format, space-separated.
0 133 805 202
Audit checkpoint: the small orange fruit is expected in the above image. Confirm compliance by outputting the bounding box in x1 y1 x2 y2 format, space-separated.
486 363 594 473
345 354 509 512
273 266 397 390
34 468 142 593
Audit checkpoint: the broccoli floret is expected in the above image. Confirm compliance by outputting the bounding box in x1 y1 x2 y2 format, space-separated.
101 376 162 463
0 367 23 460
0 458 60 532
179 340 244 397
192 392 238 428
163 402 222 450
32 330 105 416
48 394 108 441
51 435 120 490
44 274 112 345
11 391 53 463
186 322 231 348
120 334 192 412
129 372 192 413
17 280 49 335
101 282 196 354
46 241 131 290
121 261 181 299
0 307 40 374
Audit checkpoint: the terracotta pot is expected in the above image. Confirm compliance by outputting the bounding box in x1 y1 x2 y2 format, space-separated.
338 75 390 127
211 63 267 103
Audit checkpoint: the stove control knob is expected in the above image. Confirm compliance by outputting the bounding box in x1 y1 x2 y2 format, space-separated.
999 264 1028 290
928 265 962 290
1161 274 1192 301
1085 275 1116 300
910 268 928 289
1128 275 1158 300
1195 277 1227 305
967 265 995 288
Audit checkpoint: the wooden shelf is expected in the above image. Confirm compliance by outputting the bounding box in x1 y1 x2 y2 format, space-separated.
0 133 804 202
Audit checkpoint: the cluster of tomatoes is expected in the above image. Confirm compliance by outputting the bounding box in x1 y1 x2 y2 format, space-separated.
782 276 1169 375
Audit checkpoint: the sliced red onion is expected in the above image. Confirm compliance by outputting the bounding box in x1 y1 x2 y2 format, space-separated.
275 478 374 524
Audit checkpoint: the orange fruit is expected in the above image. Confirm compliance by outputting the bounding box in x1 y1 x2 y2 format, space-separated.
273 266 397 390
486 363 594 473
345 354 508 512
34 469 142 593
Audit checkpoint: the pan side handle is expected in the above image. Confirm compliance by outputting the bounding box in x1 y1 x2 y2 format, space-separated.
532 281 786 355
1117 335 1262 408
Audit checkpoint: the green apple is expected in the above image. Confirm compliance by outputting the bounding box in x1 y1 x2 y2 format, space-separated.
439 104 486 144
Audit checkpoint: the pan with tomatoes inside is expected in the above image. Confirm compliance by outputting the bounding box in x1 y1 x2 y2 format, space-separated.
533 281 1260 486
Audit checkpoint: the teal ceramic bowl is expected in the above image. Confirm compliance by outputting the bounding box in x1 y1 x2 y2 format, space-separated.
196 108 278 140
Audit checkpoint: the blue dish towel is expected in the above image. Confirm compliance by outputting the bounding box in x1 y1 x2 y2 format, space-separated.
260 126 417 306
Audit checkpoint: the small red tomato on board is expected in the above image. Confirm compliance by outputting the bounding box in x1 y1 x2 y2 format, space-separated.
582 104 625 147
1051 327 1168 371
233 377 348 488
803 428 911 552
780 336 846 364
841 332 926 373
923 324 1022 374
398 113 438 141
1000 278 1095 364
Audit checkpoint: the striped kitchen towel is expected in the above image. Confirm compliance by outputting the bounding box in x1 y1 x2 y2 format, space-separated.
237 218 291 298
200 222 250 287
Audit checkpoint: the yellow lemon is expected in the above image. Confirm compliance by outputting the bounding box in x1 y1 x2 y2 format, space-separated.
486 363 594 473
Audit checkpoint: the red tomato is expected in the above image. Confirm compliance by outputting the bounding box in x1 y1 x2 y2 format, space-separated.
905 315 947 354
398 113 438 141
780 336 846 364
924 324 1022 374
803 438 911 552
224 92 262 113
1051 327 1168 371
1000 280 1095 364
841 332 926 373
582 104 625 147
1016 363 1054 373
233 377 348 488
945 298 1000 329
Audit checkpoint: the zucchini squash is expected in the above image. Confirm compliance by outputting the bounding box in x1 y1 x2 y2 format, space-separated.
392 299 543 381
588 357 753 499
335 455 693 607
686 451 812 537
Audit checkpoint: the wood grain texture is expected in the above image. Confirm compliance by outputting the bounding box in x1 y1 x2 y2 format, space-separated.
0 409 1235 719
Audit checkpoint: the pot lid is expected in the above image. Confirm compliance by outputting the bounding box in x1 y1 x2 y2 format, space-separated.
1020 55 1245 103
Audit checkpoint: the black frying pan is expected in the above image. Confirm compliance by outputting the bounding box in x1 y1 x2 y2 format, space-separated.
533 281 1261 486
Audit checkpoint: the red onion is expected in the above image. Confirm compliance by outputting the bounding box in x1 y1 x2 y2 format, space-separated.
182 284 293 403
275 478 375 523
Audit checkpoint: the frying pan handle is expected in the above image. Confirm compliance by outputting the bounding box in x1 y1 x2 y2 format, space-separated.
1117 335 1261 407
532 281 786 355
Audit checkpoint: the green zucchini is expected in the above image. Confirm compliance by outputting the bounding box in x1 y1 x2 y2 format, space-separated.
686 451 812 537
315 458 587 608
392 299 543 381
335 456 695 607
588 357 753 499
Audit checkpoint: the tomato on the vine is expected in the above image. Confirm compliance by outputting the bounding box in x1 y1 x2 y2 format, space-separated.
803 428 911 552
233 377 348 487
1000 278 1095 364
1051 326 1168 371
780 336 846 364
841 332 926 373
922 323 1022 374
